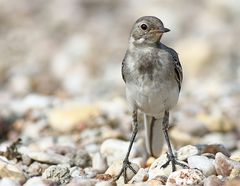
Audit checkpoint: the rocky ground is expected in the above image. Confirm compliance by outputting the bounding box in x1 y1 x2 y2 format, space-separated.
0 95 239 186
0 0 240 186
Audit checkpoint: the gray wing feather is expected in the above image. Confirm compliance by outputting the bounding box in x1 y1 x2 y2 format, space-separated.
161 44 183 91
121 52 128 83
171 51 183 91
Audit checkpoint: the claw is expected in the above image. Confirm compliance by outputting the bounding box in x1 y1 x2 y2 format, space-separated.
160 153 189 172
115 160 137 183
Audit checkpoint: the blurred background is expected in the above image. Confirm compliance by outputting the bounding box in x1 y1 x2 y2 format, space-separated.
0 0 240 185
0 0 240 157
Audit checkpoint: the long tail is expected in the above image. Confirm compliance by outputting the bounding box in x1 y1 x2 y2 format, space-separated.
144 114 164 158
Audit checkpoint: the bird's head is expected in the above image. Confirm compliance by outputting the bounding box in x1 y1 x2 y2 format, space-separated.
129 16 170 47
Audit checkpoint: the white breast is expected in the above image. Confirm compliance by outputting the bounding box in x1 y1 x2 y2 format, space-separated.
126 80 179 117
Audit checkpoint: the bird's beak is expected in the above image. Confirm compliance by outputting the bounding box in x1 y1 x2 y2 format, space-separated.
160 27 170 33
150 27 171 34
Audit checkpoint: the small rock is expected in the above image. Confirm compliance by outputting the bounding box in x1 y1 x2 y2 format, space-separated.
96 174 112 181
50 145 76 158
95 181 115 186
69 166 84 178
105 160 139 183
129 168 148 183
126 181 163 186
72 149 91 167
67 178 97 186
23 177 51 186
21 154 32 166
92 152 108 173
0 178 20 186
229 168 240 179
146 157 155 167
177 145 200 161
203 175 224 186
19 148 71 165
100 139 145 166
224 179 240 186
188 155 216 176
27 162 48 177
30 151 71 165
230 150 240 161
146 180 166 186
42 164 71 184
166 169 205 186
84 167 98 178
148 153 188 179
148 175 167 185
48 104 100 132
0 157 26 183
196 144 230 157
214 152 240 176
131 157 145 168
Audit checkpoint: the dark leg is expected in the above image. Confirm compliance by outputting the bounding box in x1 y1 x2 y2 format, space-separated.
161 111 188 171
115 110 138 183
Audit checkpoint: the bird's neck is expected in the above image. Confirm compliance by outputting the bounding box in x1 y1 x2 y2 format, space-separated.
129 40 160 52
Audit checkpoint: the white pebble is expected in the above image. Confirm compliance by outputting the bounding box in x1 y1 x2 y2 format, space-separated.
188 155 216 176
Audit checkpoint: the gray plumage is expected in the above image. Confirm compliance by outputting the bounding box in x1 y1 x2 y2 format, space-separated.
122 16 183 157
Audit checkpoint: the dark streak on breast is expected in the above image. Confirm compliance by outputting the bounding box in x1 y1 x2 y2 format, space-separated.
138 60 154 80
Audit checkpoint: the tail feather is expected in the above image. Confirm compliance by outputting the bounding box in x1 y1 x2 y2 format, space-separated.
144 114 164 158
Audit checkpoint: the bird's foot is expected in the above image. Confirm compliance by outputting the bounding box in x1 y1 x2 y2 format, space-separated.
161 153 189 171
115 159 137 183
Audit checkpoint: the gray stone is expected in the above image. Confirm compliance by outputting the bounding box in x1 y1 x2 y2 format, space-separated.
203 175 224 186
72 149 92 167
23 177 50 186
66 178 98 186
42 164 71 184
129 168 148 183
196 144 230 157
84 167 98 179
27 162 48 177
21 155 32 166
166 169 205 186
69 166 84 178
0 178 20 186
0 157 26 183
187 155 216 176
19 148 71 165
92 152 108 173
214 152 240 176
177 145 200 161
95 181 115 186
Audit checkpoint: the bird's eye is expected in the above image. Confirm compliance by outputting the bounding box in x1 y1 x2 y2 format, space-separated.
140 24 148 30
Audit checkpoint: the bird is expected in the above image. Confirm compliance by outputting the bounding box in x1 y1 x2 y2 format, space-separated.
116 16 187 183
